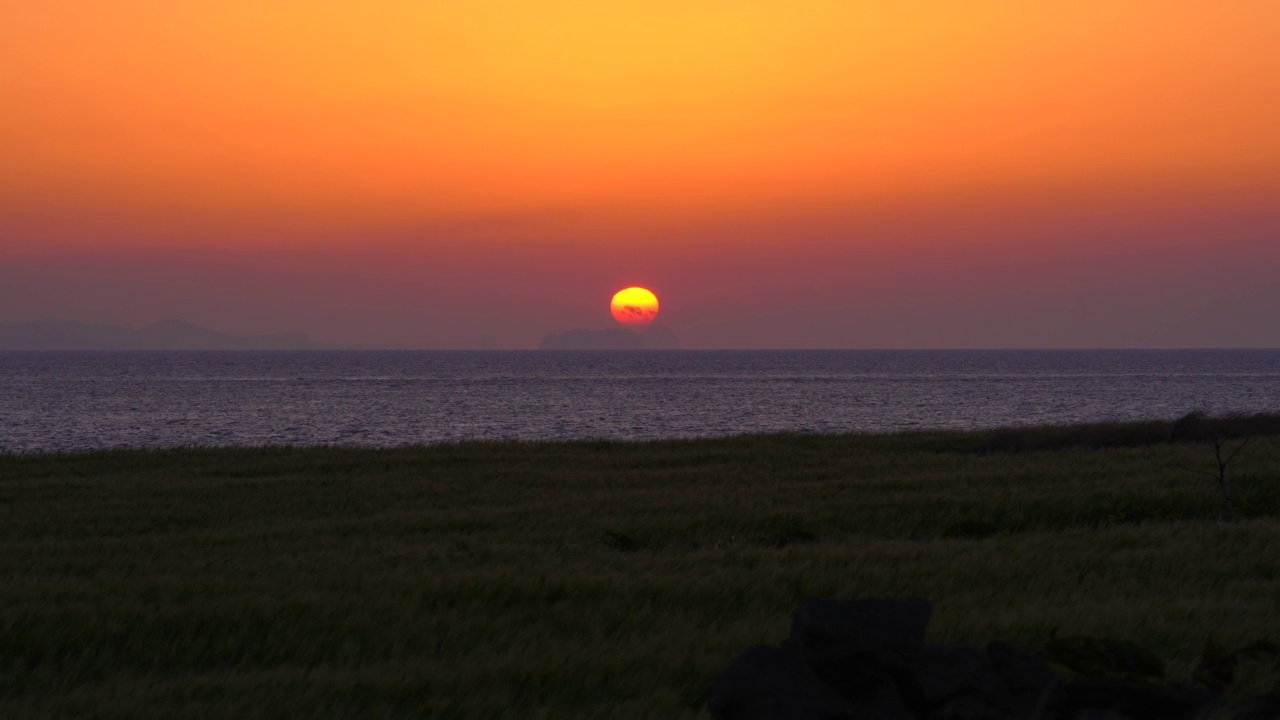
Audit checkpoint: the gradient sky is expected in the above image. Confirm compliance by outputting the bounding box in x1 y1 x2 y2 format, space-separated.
2 1 1278 348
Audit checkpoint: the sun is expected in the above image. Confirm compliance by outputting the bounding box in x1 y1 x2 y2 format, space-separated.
611 287 659 327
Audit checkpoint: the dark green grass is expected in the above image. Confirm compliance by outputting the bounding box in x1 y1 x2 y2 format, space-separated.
1 424 1279 718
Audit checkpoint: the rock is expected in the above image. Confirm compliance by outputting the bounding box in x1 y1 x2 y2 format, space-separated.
1194 640 1280 693
989 641 1058 695
1056 678 1217 720
904 644 994 706
1042 636 1166 683
790 597 933 671
1229 691 1280 720
706 598 1280 720
996 688 1056 719
988 641 1059 717
929 693 1009 720
708 644 855 720
769 638 915 719
844 677 916 720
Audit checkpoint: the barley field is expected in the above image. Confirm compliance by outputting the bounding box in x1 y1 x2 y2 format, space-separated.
2 421 1278 718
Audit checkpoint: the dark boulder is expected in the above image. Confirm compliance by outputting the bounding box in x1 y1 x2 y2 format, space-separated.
1229 691 1280 720
903 644 995 706
928 693 1009 720
988 641 1059 717
790 597 933 670
801 654 915 720
708 644 855 720
1054 678 1217 720
707 598 1275 720
1194 640 1279 693
989 642 1058 695
1042 636 1166 683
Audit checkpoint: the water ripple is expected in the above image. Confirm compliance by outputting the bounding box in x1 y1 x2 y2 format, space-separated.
1 349 1277 452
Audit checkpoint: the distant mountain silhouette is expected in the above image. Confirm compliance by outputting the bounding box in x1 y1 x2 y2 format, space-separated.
640 325 681 349
538 325 681 350
0 319 309 351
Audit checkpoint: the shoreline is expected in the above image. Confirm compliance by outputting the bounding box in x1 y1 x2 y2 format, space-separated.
6 411 1280 458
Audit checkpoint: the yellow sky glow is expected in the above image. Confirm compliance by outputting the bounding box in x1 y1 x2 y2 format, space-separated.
3 1 1278 238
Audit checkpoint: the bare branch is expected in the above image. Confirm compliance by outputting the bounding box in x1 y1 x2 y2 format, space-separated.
1223 437 1251 468
1175 464 1221 481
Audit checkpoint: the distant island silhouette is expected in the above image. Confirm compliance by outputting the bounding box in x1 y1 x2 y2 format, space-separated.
539 325 680 350
0 319 309 351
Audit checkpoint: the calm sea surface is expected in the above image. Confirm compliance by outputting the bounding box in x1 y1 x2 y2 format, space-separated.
2 350 1278 452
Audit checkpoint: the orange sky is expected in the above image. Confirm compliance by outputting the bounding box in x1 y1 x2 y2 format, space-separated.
2 1 1279 347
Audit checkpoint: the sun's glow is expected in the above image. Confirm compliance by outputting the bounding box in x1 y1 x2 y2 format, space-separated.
611 287 659 327
5 2 1278 233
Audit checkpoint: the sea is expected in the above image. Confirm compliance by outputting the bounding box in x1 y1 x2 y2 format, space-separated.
1 349 1278 453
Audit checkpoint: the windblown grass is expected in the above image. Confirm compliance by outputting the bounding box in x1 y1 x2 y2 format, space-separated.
1 422 1278 718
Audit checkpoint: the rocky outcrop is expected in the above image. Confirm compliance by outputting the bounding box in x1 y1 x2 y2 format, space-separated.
709 597 1278 720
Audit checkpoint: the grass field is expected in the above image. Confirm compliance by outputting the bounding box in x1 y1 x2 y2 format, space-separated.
2 422 1279 718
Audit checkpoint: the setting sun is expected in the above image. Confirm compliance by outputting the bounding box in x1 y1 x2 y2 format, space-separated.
3 3 1280 716
610 287 659 327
